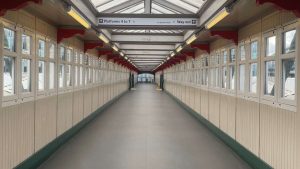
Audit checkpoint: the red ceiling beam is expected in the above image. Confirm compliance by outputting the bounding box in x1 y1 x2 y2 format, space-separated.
98 50 113 56
210 30 238 45
181 51 195 58
57 28 85 44
84 41 103 53
256 0 300 17
107 54 119 61
0 0 42 16
191 44 210 54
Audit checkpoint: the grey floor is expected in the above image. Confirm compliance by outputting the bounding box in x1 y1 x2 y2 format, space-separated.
39 84 251 169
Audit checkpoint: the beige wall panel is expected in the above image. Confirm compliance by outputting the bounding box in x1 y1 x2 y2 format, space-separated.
200 89 209 119
17 11 35 30
35 96 57 151
57 93 73 136
209 92 220 127
84 89 92 117
219 95 228 133
72 90 84 125
226 96 236 139
239 20 262 40
92 87 99 112
236 99 259 156
210 39 233 51
35 18 48 36
2 11 18 24
194 88 201 114
190 87 196 111
260 104 297 169
0 102 34 169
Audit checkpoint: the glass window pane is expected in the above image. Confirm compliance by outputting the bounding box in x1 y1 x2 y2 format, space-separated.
266 36 276 57
282 59 295 100
240 45 246 61
38 61 45 91
60 47 65 61
230 48 236 63
239 64 245 92
215 68 219 87
38 40 45 57
66 65 72 87
21 59 31 92
3 56 15 96
66 49 72 62
4 28 15 52
22 34 31 55
229 65 235 90
283 29 296 54
85 68 88 85
222 67 227 88
80 67 83 85
250 63 257 93
74 66 78 86
49 62 55 89
264 61 275 96
251 41 258 59
59 64 64 88
223 51 227 64
49 43 55 59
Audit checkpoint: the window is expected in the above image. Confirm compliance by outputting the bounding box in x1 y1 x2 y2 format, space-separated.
38 61 45 91
66 65 72 87
283 30 296 54
49 43 55 59
66 49 72 62
223 51 227 64
21 59 31 92
240 45 246 61
251 41 258 59
222 67 227 88
266 36 276 57
59 64 64 88
281 59 295 100
38 40 45 57
80 67 83 86
49 62 55 90
22 34 31 55
250 63 257 93
264 61 275 96
4 28 15 52
3 56 15 96
239 64 245 92
74 66 78 86
230 48 236 63
60 47 65 61
229 65 235 90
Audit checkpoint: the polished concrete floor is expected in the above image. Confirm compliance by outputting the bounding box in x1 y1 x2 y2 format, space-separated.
39 84 251 169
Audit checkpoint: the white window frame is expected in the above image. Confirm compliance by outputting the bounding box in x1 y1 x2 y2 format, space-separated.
228 45 237 95
237 40 248 98
20 28 35 100
36 34 47 98
47 40 57 96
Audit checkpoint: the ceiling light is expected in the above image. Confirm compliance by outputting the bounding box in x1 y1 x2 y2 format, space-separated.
120 52 124 57
167 57 170 60
98 33 109 43
176 46 183 53
67 6 91 29
125 56 128 60
186 34 197 45
112 45 118 52
205 7 230 29
170 52 175 57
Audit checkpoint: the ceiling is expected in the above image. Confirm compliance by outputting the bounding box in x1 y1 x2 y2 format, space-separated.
24 0 276 72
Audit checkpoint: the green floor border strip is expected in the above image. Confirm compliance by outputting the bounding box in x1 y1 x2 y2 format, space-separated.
165 91 273 169
15 91 128 169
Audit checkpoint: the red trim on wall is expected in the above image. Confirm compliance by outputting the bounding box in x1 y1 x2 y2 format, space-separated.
256 0 300 17
84 41 103 53
57 28 85 44
210 30 238 45
191 44 210 54
0 0 42 16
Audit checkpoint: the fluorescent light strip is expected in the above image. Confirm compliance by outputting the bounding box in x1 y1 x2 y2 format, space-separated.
205 7 230 29
67 6 91 29
176 46 183 53
98 33 109 43
186 34 197 45
112 45 119 52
